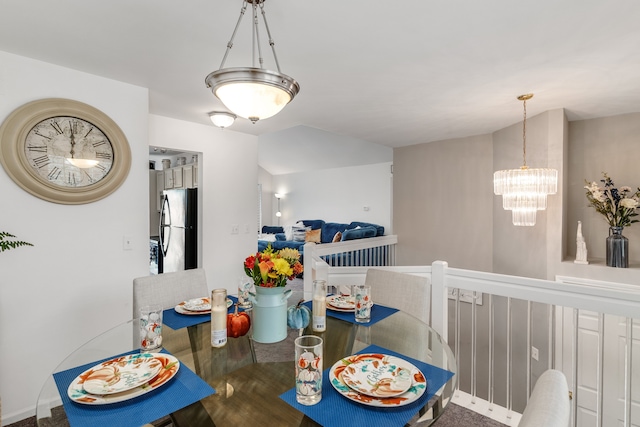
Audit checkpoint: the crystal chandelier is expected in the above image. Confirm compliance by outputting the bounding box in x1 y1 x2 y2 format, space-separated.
205 0 300 124
493 94 558 226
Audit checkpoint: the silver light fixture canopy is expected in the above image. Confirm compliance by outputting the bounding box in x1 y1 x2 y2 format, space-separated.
205 0 300 124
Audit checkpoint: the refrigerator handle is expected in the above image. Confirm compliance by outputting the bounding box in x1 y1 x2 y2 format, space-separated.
159 193 171 257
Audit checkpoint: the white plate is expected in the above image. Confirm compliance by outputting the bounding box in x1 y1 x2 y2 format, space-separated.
68 354 180 405
175 298 232 315
81 353 163 395
183 297 211 312
329 353 426 407
327 295 355 310
341 357 413 397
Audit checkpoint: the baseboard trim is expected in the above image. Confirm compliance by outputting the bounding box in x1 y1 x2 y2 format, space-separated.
451 390 522 427
2 406 36 426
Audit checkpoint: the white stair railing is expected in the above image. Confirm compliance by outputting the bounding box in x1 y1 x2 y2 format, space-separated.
311 257 640 427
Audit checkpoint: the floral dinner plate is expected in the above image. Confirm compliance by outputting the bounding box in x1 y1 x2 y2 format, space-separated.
329 353 426 407
175 298 232 315
80 353 163 395
67 354 180 405
183 297 211 312
327 295 355 310
340 357 413 397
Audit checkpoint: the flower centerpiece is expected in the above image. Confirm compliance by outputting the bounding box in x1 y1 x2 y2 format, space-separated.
244 246 303 288
243 245 303 343
584 173 640 267
584 173 640 228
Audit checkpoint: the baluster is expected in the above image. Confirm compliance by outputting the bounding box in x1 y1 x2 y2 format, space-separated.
597 313 604 427
548 303 554 369
572 309 579 427
526 300 531 402
624 317 632 427
455 288 461 397
471 290 477 404
507 297 512 419
488 293 494 411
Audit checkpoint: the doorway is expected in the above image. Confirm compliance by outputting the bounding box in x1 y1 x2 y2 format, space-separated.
149 147 202 274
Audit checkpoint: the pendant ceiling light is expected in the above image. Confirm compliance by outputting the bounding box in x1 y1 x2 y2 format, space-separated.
493 94 558 226
205 0 300 124
208 111 237 129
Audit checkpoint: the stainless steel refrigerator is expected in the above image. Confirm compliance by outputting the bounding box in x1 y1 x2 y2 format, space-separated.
159 188 197 273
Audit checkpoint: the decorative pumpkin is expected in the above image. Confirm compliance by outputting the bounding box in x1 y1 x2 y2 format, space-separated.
227 303 251 338
287 299 311 330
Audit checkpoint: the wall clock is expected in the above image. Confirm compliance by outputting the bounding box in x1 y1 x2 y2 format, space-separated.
0 98 131 204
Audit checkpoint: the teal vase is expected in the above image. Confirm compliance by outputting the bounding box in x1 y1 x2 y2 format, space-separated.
249 286 292 343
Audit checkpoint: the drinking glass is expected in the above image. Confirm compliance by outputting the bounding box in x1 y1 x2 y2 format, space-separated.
238 278 253 309
354 284 372 323
295 335 323 405
140 304 163 352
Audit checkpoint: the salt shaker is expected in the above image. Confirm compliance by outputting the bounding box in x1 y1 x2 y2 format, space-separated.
211 289 228 347
312 280 327 332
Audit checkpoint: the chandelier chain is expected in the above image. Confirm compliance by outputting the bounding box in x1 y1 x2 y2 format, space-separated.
522 97 527 168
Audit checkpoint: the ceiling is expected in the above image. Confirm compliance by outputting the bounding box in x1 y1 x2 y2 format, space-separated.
1 0 639 150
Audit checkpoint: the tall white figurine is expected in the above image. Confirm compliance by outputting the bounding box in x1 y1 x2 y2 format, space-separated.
575 221 589 264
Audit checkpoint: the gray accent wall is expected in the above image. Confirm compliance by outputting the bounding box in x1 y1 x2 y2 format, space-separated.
393 134 494 271
394 108 640 412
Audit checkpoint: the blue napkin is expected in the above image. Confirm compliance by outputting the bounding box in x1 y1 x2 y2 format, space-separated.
164 295 247 330
303 300 398 326
280 344 455 427
53 350 215 427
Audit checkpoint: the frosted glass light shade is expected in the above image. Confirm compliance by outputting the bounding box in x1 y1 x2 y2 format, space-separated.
494 167 558 226
205 67 300 123
209 112 236 128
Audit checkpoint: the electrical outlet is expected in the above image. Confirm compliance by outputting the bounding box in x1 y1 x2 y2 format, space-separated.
123 235 133 250
531 346 539 361
244 223 250 234
231 224 239 234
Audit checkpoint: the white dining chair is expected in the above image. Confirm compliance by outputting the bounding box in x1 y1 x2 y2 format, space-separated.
518 369 570 427
132 268 209 317
364 268 431 324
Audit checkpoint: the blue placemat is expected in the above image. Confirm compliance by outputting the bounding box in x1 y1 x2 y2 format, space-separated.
302 300 398 326
53 350 215 427
164 295 248 330
280 344 455 427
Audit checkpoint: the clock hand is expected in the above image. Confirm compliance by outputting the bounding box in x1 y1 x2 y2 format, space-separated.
69 123 77 160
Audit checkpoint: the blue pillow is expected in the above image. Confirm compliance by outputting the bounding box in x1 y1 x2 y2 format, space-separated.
321 222 349 244
341 226 377 241
262 225 284 234
275 233 286 241
348 221 384 236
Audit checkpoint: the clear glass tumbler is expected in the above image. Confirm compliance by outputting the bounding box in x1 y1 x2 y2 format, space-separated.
295 335 323 405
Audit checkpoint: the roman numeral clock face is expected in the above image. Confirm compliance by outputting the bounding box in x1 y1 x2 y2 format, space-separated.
25 116 114 188
0 98 131 204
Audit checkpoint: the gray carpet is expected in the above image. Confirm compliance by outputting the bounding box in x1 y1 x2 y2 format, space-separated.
8 278 505 427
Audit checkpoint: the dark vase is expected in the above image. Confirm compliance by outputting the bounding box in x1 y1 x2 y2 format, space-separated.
606 226 629 268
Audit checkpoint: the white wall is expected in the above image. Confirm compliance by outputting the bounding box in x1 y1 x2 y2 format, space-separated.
0 51 149 422
148 115 259 292
0 51 260 424
259 125 393 176
269 163 393 232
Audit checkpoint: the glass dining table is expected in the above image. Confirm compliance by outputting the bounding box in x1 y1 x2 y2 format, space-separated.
36 305 457 427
